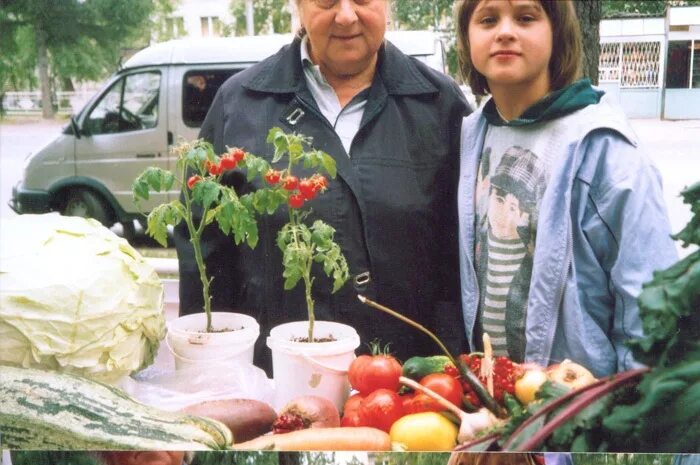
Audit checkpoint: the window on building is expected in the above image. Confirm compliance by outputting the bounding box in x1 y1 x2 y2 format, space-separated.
693 42 700 88
182 69 241 127
665 40 700 89
599 41 660 88
164 17 185 38
666 41 691 88
200 16 222 37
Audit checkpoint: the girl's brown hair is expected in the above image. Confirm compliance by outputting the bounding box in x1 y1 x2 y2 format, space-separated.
455 0 583 96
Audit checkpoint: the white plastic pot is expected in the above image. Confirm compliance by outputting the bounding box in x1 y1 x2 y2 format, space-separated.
267 320 360 411
166 312 259 370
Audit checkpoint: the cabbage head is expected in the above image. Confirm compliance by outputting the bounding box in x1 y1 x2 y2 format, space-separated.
0 214 166 383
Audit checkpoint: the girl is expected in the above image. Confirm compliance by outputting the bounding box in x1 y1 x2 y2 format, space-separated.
455 0 677 376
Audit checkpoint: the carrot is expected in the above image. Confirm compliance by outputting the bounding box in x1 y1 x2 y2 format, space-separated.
230 426 392 451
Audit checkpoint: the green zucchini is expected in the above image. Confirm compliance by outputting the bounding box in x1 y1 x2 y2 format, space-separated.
401 355 453 381
0 366 233 450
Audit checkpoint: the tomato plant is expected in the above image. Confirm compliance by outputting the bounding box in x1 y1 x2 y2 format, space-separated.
358 388 404 433
348 352 402 395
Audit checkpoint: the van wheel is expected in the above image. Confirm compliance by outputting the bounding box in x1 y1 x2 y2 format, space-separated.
61 189 112 227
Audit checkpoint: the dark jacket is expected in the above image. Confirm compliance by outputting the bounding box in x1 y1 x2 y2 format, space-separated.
175 37 471 372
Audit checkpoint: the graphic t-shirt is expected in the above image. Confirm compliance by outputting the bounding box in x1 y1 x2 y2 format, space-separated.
472 80 603 361
474 128 553 360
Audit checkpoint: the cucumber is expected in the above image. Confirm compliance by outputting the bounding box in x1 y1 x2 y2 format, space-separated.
401 355 453 381
0 366 233 450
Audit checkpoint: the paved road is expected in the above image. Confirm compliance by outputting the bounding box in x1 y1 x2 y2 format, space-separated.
1 116 699 256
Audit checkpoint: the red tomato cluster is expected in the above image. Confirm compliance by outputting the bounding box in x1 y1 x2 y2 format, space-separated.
264 170 328 209
342 354 465 433
205 148 246 176
457 354 517 406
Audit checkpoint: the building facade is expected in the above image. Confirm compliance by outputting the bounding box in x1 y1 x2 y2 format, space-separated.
600 6 700 119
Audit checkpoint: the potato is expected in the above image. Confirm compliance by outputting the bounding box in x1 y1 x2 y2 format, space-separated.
181 398 277 443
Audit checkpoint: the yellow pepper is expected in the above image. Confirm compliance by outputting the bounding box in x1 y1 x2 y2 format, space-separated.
389 412 458 451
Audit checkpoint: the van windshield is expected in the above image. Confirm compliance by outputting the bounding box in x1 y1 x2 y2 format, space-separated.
183 69 240 127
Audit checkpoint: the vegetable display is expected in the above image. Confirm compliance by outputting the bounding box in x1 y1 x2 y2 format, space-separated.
0 366 232 450
0 214 165 383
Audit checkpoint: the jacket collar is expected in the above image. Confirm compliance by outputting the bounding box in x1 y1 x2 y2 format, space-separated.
242 36 438 96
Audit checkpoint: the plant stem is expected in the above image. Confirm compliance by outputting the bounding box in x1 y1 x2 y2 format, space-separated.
357 294 506 418
304 272 314 342
182 166 212 332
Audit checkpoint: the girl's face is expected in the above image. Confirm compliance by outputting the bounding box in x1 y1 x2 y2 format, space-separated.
468 0 552 94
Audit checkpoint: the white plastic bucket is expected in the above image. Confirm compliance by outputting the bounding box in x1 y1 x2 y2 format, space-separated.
267 321 360 411
166 312 259 370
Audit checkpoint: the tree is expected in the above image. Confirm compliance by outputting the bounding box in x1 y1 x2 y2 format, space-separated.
603 0 700 18
391 1 454 31
230 0 291 36
0 0 166 119
575 0 603 85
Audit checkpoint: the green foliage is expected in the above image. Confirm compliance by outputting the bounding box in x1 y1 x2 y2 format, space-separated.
132 139 263 331
191 451 279 465
602 0 700 18
11 451 98 465
371 452 453 465
264 127 350 341
230 0 291 35
0 0 163 94
392 1 454 30
628 182 700 367
573 454 675 465
597 182 700 452
603 360 700 452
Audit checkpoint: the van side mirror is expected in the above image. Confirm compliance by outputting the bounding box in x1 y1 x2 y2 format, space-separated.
69 115 84 138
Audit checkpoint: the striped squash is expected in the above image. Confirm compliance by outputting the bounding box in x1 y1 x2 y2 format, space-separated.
0 366 233 450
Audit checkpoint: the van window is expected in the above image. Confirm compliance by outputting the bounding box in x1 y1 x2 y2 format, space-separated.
183 69 239 127
84 71 161 135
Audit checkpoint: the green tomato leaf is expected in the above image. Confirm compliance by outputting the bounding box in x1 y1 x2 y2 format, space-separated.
146 201 183 247
192 180 222 210
320 151 337 178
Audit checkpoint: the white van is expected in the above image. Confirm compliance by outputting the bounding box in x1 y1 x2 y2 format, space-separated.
10 32 446 236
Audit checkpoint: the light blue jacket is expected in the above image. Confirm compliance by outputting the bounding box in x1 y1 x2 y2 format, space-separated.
458 97 678 377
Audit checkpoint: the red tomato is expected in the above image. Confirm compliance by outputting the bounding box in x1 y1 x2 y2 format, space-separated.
288 193 305 209
348 354 402 395
264 169 281 185
298 179 317 200
358 388 403 433
282 175 299 191
187 175 202 190
340 409 364 427
229 148 245 162
311 174 328 192
205 160 222 176
342 393 365 416
219 156 237 171
418 373 464 411
402 392 437 414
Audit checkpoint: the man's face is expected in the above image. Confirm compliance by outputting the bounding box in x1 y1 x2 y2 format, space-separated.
488 188 527 240
298 0 387 78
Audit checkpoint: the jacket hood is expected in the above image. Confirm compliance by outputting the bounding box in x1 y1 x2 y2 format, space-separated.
241 36 438 96
483 78 604 127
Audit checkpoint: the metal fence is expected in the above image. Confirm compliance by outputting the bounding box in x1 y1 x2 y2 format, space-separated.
1 91 93 115
599 41 662 88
